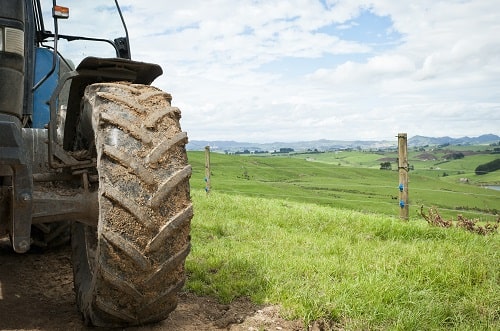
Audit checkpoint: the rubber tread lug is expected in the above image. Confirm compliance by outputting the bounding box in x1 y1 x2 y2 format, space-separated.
149 165 192 208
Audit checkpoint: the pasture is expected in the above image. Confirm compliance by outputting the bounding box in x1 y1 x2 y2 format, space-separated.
187 148 500 222
184 147 499 329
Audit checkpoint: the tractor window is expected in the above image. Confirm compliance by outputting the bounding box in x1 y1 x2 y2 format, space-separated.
38 0 128 66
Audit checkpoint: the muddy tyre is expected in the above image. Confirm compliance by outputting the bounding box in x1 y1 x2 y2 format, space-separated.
71 82 192 327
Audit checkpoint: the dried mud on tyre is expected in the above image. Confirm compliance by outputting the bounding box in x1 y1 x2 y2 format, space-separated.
71 82 192 327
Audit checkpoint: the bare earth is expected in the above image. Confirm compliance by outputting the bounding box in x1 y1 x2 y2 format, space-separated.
0 237 306 331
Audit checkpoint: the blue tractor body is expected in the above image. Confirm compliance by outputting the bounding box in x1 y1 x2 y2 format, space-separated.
33 47 59 128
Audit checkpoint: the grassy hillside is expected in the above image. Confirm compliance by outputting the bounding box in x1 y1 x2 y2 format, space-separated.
185 149 499 328
188 150 500 222
186 190 499 330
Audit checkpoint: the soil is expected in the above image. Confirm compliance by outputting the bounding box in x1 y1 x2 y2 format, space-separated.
0 236 305 331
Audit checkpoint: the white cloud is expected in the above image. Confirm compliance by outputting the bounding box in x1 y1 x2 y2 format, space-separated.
47 0 500 142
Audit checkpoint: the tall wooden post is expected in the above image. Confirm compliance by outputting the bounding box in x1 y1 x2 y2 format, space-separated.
398 133 409 220
205 146 211 194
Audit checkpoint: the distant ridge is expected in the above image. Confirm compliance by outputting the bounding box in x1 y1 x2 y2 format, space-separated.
187 134 500 152
187 139 396 152
408 134 499 146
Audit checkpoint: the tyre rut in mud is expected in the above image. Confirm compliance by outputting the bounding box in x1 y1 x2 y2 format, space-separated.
71 82 192 327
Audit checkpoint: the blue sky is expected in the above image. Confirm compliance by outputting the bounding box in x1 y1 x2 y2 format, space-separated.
54 0 499 142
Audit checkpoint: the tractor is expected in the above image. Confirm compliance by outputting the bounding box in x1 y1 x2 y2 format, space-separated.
0 0 192 327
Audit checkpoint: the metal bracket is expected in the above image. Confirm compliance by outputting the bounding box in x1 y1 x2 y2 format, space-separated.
11 164 33 253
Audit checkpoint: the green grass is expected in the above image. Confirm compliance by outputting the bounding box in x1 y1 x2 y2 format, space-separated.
300 150 391 168
188 151 500 222
186 190 500 330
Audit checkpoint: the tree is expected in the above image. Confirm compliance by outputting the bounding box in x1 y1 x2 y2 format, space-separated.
380 161 392 170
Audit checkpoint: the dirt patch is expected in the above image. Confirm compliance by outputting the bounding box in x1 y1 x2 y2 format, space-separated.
0 237 305 331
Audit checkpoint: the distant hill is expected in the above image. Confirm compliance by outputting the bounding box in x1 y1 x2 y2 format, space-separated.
408 134 500 147
187 139 397 152
187 134 500 152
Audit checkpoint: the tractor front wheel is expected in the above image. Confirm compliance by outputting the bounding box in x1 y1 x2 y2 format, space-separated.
71 82 192 327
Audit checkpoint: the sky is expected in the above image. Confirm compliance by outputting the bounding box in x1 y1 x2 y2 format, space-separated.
53 0 500 142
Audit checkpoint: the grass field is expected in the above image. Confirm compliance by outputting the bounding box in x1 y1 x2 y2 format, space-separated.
186 190 499 330
188 149 500 222
184 148 499 329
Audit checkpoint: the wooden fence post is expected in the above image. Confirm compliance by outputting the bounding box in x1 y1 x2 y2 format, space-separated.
205 146 211 194
398 133 409 220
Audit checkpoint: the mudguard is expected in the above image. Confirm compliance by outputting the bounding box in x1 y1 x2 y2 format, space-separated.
60 57 163 150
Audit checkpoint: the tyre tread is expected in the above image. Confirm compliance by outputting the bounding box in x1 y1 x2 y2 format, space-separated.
71 82 192 327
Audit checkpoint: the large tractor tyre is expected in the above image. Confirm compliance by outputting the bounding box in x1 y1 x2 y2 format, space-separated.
71 82 193 327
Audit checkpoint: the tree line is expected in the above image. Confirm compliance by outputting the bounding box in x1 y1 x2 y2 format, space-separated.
475 159 500 175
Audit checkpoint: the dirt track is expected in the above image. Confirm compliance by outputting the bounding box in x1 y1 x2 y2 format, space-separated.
0 237 305 331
